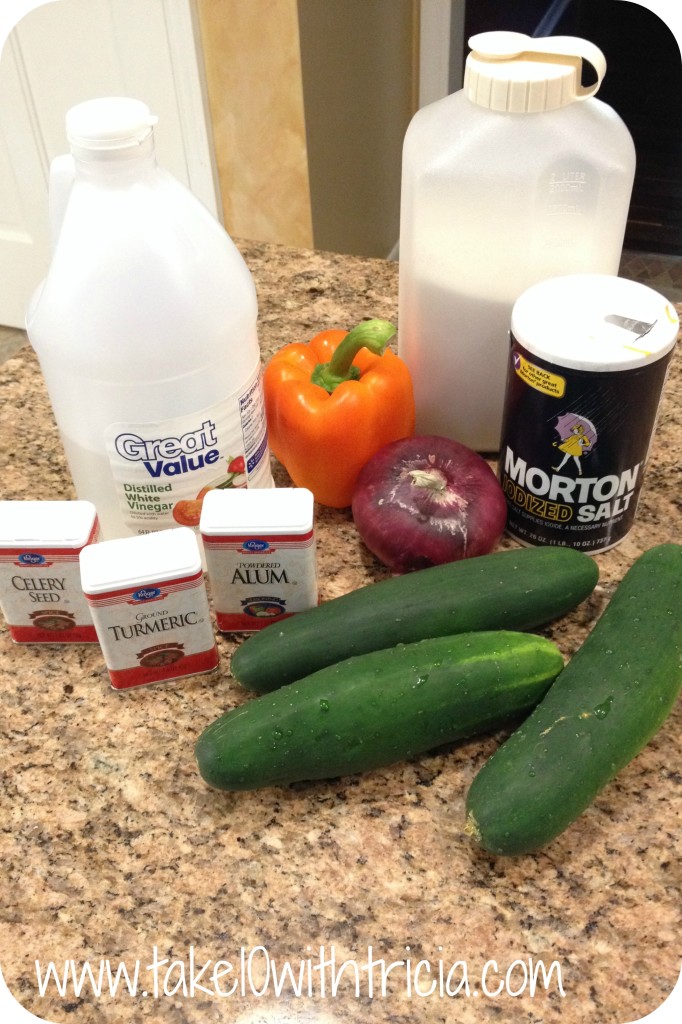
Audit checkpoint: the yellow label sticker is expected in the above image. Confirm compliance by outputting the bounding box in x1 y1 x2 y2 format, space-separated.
514 352 566 398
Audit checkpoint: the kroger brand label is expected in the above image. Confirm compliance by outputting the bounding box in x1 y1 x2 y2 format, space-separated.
499 337 674 553
133 587 162 601
84 570 218 690
0 532 99 644
17 552 46 565
104 366 271 535
242 539 270 553
202 531 318 632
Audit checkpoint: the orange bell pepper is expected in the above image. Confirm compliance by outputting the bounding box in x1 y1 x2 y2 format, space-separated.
263 319 415 508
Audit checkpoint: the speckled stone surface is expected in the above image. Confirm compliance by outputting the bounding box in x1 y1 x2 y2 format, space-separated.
0 241 680 1024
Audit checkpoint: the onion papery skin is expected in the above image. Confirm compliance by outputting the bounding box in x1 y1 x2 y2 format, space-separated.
352 435 508 573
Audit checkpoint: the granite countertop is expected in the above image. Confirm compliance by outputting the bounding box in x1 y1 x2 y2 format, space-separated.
0 241 680 1024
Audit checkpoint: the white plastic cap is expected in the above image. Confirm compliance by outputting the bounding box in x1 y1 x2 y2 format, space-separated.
0 500 98 548
200 488 314 537
464 32 607 113
66 97 158 152
80 527 202 595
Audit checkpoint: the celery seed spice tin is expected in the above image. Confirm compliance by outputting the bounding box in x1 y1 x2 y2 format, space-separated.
0 500 99 643
499 274 679 553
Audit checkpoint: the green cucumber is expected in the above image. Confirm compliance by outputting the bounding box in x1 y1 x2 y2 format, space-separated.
230 546 598 693
465 544 682 856
196 630 564 790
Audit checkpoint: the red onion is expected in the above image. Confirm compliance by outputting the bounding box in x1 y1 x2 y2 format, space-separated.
352 435 507 573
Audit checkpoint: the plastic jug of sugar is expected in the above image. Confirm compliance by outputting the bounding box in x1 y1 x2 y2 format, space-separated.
398 32 636 452
26 97 273 544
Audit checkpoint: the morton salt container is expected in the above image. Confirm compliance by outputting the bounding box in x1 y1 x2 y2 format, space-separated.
27 97 273 545
499 274 679 553
398 32 636 452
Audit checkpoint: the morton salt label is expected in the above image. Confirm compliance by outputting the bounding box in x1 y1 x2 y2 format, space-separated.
499 275 678 553
0 501 99 643
200 487 318 632
80 527 218 689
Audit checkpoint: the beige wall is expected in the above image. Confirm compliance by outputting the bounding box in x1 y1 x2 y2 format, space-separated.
196 0 418 257
298 0 417 258
196 0 314 248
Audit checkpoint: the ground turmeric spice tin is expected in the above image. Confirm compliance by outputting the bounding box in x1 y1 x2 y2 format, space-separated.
80 527 219 689
499 274 679 553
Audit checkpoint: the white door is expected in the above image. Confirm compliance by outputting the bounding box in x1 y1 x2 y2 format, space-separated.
0 0 218 328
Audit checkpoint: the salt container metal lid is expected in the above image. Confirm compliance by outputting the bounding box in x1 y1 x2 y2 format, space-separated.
0 500 97 548
200 487 314 536
80 526 202 595
511 274 679 372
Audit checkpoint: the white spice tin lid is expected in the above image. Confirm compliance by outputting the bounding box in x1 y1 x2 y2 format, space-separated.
511 274 679 372
80 526 202 595
0 500 98 548
200 487 314 537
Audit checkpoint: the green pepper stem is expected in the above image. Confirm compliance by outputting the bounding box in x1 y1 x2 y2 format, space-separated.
310 319 397 393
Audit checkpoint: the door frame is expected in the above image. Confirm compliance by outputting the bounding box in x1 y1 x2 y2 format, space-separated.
159 0 221 217
0 0 220 327
418 0 466 108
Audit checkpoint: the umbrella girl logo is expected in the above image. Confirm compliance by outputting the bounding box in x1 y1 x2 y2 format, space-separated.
551 414 597 476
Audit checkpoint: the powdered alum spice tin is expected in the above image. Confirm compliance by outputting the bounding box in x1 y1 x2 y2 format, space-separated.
80 527 219 689
499 274 679 553
200 487 318 631
0 500 99 643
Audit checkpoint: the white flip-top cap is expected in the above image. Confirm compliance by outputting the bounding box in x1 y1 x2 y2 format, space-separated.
66 97 158 152
200 488 314 537
464 31 607 113
80 527 202 595
0 500 97 548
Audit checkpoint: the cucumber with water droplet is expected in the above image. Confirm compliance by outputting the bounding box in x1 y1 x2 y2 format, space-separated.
230 547 598 693
195 631 564 790
464 544 682 856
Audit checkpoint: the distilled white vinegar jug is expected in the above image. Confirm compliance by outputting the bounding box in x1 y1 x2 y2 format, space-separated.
398 32 636 451
27 97 273 541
